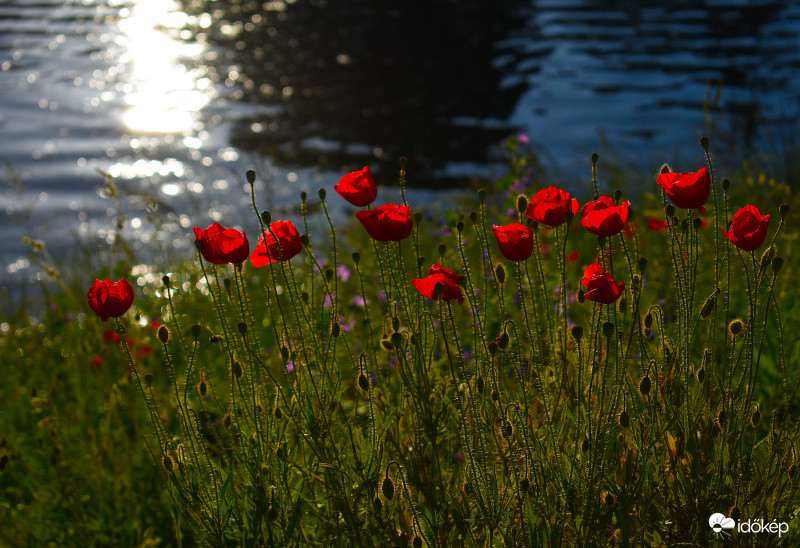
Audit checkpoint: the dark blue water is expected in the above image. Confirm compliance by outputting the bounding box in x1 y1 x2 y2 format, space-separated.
2 0 799 300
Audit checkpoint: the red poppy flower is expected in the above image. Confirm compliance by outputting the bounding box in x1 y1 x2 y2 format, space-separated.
580 196 630 236
722 205 770 251
355 203 413 241
335 166 377 207
656 167 710 211
526 186 579 227
412 263 464 304
250 220 303 266
492 223 534 261
88 279 135 322
580 263 624 304
193 222 250 265
647 218 669 231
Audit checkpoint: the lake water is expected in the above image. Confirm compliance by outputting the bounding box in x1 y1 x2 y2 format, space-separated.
2 0 799 291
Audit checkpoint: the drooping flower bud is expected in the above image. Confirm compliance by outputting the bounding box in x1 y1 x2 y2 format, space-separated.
158 325 170 343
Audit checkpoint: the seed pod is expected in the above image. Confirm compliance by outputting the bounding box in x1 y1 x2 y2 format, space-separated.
728 319 745 337
381 476 395 500
571 325 583 342
246 169 256 184
639 375 652 397
158 325 170 343
501 420 514 440
495 263 506 285
190 324 201 341
358 373 370 393
232 360 243 379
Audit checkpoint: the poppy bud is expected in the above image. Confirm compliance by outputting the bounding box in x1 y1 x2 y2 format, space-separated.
476 376 484 393
144 374 153 387
469 211 478 224
390 332 402 348
520 476 530 494
660 163 671 175
163 455 173 472
750 407 761 427
380 339 394 351
700 135 709 150
680 218 688 234
617 297 627 314
438 244 446 258
643 313 653 329
190 324 201 341
602 322 614 339
238 322 247 336
639 375 652 397
413 211 422 225
317 188 326 201
581 439 590 452
693 217 702 231
456 220 465 233
495 264 506 285
245 169 256 184
618 411 630 429
280 346 290 361
491 389 500 402
410 332 419 346
591 152 599 165
488 342 498 356
222 411 232 429
158 325 170 343
417 255 426 267
300 234 309 246
433 281 445 297
788 464 797 480
728 319 744 337
261 210 271 224
571 325 583 342
611 189 622 205
324 268 334 282
381 476 395 500
516 194 528 215
698 290 719 321
358 373 370 393
772 256 784 274
638 257 647 273
301 291 309 304
478 188 487 203
498 332 510 350
577 289 585 303
722 178 730 191
391 310 400 332
232 360 243 378
331 319 341 338
197 379 208 397
665 204 674 218
300 191 307 202
162 275 170 286
273 405 283 419
351 251 360 265
501 419 514 440
759 246 775 272
780 203 789 219
412 536 423 548
695 366 705 383
266 506 279 521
